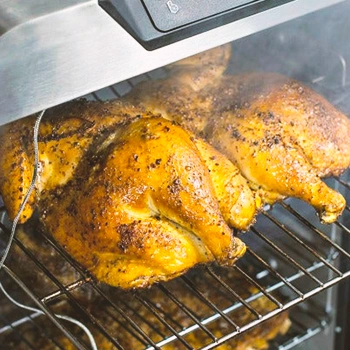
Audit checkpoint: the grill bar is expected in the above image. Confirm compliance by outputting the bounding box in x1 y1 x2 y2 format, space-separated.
22 315 66 350
335 221 350 235
157 284 218 341
232 266 283 307
277 307 330 350
41 278 90 304
35 229 90 281
153 258 330 347
206 267 262 319
0 311 41 335
2 266 89 350
1 225 126 349
280 203 350 260
102 308 151 347
181 276 241 331
245 248 304 298
250 226 324 286
1 174 350 349
336 177 350 190
134 293 194 350
0 314 40 350
90 285 162 349
262 211 343 276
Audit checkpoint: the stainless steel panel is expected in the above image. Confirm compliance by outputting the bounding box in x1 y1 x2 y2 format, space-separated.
0 0 345 125
0 0 91 35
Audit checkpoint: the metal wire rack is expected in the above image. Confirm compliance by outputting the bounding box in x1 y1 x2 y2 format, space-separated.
1 26 350 349
1 172 350 349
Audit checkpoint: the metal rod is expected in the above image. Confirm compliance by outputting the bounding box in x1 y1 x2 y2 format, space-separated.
200 270 350 350
2 265 89 350
42 278 91 304
149 262 350 349
233 266 283 308
37 229 93 280
134 293 194 350
278 324 326 350
0 314 41 349
90 285 162 350
335 221 350 235
250 226 324 287
262 211 343 276
157 284 217 341
246 248 304 298
141 296 185 331
1 228 123 349
206 267 262 319
0 311 41 334
280 202 350 260
181 276 241 331
118 296 168 339
103 307 152 347
336 177 350 190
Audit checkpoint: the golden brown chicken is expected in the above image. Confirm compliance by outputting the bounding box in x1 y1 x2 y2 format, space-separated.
126 46 350 223
0 100 256 288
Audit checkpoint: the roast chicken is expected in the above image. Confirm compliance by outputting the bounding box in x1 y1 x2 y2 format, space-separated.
0 101 255 288
126 45 350 223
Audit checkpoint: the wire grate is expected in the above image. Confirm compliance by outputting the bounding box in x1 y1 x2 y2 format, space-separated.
0 171 350 349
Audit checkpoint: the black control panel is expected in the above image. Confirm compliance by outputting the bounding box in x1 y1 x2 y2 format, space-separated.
142 0 255 32
99 0 296 50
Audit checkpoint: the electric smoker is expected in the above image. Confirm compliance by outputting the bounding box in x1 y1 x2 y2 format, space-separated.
1 1 350 349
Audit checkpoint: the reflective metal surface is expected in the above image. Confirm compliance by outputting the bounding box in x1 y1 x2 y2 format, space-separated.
0 0 91 35
0 0 345 125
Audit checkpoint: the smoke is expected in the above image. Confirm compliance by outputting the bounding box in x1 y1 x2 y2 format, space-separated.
226 1 350 113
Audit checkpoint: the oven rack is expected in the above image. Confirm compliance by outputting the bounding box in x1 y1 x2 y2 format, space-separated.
271 298 332 350
1 171 350 349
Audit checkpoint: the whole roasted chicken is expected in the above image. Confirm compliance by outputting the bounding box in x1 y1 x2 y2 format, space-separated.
126 45 350 223
0 101 254 288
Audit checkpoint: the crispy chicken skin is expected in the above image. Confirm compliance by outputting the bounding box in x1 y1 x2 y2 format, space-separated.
126 46 349 223
41 117 246 288
194 137 258 230
206 73 348 223
0 100 148 223
0 100 256 231
0 102 253 288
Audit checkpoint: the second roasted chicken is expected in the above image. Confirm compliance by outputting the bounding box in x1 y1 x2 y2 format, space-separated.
126 45 350 223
